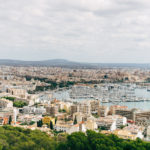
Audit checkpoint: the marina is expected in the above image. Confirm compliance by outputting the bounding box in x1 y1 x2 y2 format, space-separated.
53 83 150 110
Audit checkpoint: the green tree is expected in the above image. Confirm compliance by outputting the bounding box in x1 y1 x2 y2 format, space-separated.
13 101 27 108
73 116 77 125
66 132 90 150
37 120 43 127
50 121 54 130
55 117 57 124
8 116 12 125
3 97 15 101
29 121 35 125
1 126 150 150
0 125 57 150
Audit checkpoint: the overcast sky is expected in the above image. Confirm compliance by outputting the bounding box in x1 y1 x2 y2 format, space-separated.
0 0 150 63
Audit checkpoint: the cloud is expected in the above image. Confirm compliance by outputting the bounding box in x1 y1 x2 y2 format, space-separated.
0 0 150 63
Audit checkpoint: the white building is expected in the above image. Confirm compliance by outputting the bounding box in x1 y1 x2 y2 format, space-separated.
124 125 144 139
73 112 84 123
96 117 117 131
0 99 13 109
54 121 86 134
23 106 46 115
115 115 127 128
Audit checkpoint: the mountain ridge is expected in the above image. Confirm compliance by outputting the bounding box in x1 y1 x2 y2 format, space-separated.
0 59 150 69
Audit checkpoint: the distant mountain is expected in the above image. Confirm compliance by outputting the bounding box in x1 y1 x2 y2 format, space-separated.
0 59 92 68
0 59 150 69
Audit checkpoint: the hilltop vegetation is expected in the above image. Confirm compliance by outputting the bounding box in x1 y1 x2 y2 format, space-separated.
0 126 56 150
1 126 150 150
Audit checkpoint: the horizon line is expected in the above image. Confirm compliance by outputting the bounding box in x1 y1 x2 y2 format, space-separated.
0 58 150 64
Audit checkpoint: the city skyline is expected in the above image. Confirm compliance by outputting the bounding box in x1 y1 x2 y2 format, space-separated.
0 0 150 63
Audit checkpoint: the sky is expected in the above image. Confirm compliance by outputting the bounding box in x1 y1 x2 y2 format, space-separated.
0 0 150 63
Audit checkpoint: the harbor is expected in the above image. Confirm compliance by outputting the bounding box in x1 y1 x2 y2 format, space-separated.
53 83 150 110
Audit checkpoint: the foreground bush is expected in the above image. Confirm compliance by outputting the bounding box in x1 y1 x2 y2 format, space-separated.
0 126 56 150
1 126 150 150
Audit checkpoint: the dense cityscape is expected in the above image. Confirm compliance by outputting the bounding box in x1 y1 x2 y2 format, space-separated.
1 65 150 149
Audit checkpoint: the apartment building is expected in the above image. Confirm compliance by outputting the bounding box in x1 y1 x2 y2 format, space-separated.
70 105 78 115
23 106 46 115
90 100 100 114
98 106 109 117
42 116 55 125
7 88 27 99
109 105 128 115
96 117 117 131
115 109 134 120
0 117 8 125
46 105 58 117
78 102 91 115
133 111 150 126
0 99 13 109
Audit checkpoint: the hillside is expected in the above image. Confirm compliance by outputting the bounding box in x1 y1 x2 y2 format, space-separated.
0 126 150 150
